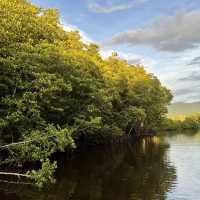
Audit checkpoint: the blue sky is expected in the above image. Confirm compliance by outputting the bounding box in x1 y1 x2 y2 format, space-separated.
31 0 200 102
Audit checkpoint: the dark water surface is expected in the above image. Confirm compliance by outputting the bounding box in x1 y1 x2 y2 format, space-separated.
1 131 200 200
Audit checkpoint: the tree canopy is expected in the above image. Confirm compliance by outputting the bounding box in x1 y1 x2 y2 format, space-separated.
0 0 172 187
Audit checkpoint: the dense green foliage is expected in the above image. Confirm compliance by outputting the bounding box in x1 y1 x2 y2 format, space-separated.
0 0 172 186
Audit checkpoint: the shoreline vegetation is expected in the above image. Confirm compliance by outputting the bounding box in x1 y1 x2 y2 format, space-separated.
0 0 193 188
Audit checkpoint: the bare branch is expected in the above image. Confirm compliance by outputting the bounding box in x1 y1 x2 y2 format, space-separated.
0 172 30 178
0 140 34 149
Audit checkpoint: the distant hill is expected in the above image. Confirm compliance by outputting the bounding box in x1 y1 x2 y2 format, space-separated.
168 102 200 116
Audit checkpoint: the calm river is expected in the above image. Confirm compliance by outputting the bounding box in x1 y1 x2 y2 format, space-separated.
1 131 200 200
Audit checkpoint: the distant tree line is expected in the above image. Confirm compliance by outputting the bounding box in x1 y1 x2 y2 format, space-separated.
161 115 200 131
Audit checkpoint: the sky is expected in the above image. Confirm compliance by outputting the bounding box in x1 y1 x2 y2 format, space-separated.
31 0 200 103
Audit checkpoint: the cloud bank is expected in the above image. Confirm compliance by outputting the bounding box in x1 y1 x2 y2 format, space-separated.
106 10 200 52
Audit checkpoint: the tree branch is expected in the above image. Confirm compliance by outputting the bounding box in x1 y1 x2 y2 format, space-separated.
0 172 30 178
0 140 34 149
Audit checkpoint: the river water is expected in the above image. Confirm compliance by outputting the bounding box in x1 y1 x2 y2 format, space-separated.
1 131 200 200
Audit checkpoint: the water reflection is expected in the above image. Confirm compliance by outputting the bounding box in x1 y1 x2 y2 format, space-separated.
0 136 178 200
164 131 200 200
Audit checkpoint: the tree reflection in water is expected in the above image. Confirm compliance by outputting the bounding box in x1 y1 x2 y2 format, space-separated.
0 137 176 200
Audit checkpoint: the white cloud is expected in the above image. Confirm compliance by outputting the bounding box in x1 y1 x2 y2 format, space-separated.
89 0 147 13
106 10 200 52
61 22 94 44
